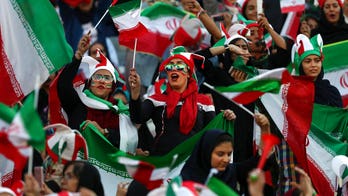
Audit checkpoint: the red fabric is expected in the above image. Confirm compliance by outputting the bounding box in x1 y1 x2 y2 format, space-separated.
151 78 198 135
0 30 24 106
307 157 333 195
246 23 264 40
318 0 343 8
11 180 24 196
158 54 204 76
49 70 68 125
257 134 279 169
62 0 91 7
119 24 170 58
173 26 202 47
281 73 314 172
132 161 163 190
0 132 27 187
241 0 250 13
86 99 119 130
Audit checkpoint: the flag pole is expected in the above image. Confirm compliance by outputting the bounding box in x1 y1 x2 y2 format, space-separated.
257 0 263 18
92 9 110 32
90 0 117 33
132 38 138 69
131 38 138 87
203 82 255 117
204 168 218 185
27 147 33 175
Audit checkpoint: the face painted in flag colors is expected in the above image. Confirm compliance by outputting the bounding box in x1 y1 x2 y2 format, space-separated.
165 58 190 93
89 69 114 99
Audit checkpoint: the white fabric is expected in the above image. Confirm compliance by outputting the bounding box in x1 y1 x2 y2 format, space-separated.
119 114 138 154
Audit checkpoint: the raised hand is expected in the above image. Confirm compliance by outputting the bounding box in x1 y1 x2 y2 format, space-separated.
128 68 141 100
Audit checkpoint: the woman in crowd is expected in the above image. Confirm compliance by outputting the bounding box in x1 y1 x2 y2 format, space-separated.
23 161 104 196
292 33 343 107
60 161 104 195
180 113 276 195
312 0 348 44
58 34 135 150
129 49 236 156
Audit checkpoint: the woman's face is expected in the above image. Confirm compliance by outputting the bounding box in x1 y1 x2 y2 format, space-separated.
323 0 341 24
231 39 249 63
165 58 190 93
90 69 114 99
299 21 311 38
210 142 233 172
89 43 106 61
61 165 79 192
301 54 322 79
245 0 257 21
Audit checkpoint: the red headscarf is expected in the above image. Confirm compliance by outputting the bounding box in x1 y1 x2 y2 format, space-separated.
318 0 343 8
153 52 205 135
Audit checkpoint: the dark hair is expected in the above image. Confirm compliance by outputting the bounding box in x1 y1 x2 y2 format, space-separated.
223 38 250 71
63 161 104 196
88 41 108 58
213 133 233 148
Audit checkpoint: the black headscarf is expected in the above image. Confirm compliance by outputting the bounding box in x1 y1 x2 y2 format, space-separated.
311 8 348 44
180 130 236 188
63 161 105 196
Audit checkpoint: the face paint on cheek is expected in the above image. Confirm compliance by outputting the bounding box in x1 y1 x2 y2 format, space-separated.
105 84 113 89
90 81 97 87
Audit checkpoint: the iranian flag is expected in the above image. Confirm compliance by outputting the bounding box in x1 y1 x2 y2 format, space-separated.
280 11 301 41
109 0 148 40
118 157 170 190
211 68 290 104
0 92 45 187
110 2 191 57
280 0 305 13
261 90 348 195
80 113 234 195
321 40 348 107
0 0 73 106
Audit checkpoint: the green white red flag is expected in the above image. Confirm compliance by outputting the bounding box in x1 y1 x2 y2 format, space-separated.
280 0 305 13
80 113 234 195
118 157 170 190
109 0 148 40
321 40 348 107
0 0 73 106
0 92 45 187
110 2 190 57
212 68 290 104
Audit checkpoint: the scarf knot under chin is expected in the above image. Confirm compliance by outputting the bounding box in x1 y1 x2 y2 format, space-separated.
165 79 198 135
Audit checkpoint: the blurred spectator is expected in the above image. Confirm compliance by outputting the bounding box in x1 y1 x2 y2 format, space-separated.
57 0 118 51
344 0 348 23
311 0 348 44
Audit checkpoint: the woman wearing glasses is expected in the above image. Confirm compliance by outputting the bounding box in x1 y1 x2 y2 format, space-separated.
128 48 236 156
58 34 133 149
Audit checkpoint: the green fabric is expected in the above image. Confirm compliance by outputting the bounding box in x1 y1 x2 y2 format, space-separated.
311 104 348 179
84 89 129 115
80 113 234 177
232 56 259 78
109 0 141 17
14 0 73 73
20 93 45 151
207 177 239 196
